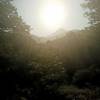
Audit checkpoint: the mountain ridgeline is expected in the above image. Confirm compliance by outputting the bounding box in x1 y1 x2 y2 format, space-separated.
36 29 99 66
0 0 100 100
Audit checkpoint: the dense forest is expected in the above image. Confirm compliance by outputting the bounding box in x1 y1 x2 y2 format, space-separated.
0 0 100 100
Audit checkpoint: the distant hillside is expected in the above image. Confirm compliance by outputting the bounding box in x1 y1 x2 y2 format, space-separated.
32 29 67 43
34 29 99 66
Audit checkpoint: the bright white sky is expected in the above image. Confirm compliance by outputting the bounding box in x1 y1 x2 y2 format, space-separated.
13 0 89 37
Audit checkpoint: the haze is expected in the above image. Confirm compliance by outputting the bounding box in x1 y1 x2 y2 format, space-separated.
13 0 89 37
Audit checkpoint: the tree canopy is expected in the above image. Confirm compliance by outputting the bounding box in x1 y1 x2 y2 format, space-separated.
0 0 100 100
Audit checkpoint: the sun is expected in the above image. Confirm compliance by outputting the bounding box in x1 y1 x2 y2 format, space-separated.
40 1 67 30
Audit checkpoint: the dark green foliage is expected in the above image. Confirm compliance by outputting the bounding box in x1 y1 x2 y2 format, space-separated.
0 0 100 100
82 0 100 25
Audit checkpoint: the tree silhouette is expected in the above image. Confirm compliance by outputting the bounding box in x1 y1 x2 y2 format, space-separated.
82 0 100 25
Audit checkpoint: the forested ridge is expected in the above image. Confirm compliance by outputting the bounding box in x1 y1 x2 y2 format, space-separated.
0 0 100 100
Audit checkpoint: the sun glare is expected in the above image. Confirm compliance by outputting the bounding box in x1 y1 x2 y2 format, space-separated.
40 1 67 31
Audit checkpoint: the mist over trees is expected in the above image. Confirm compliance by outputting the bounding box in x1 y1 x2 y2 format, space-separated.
0 0 100 100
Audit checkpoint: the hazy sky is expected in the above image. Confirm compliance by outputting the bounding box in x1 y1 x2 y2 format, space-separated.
13 0 89 37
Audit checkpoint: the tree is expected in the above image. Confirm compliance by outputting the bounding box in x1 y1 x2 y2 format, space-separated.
0 0 30 34
82 0 100 25
82 0 100 65
0 1 37 99
0 0 38 63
